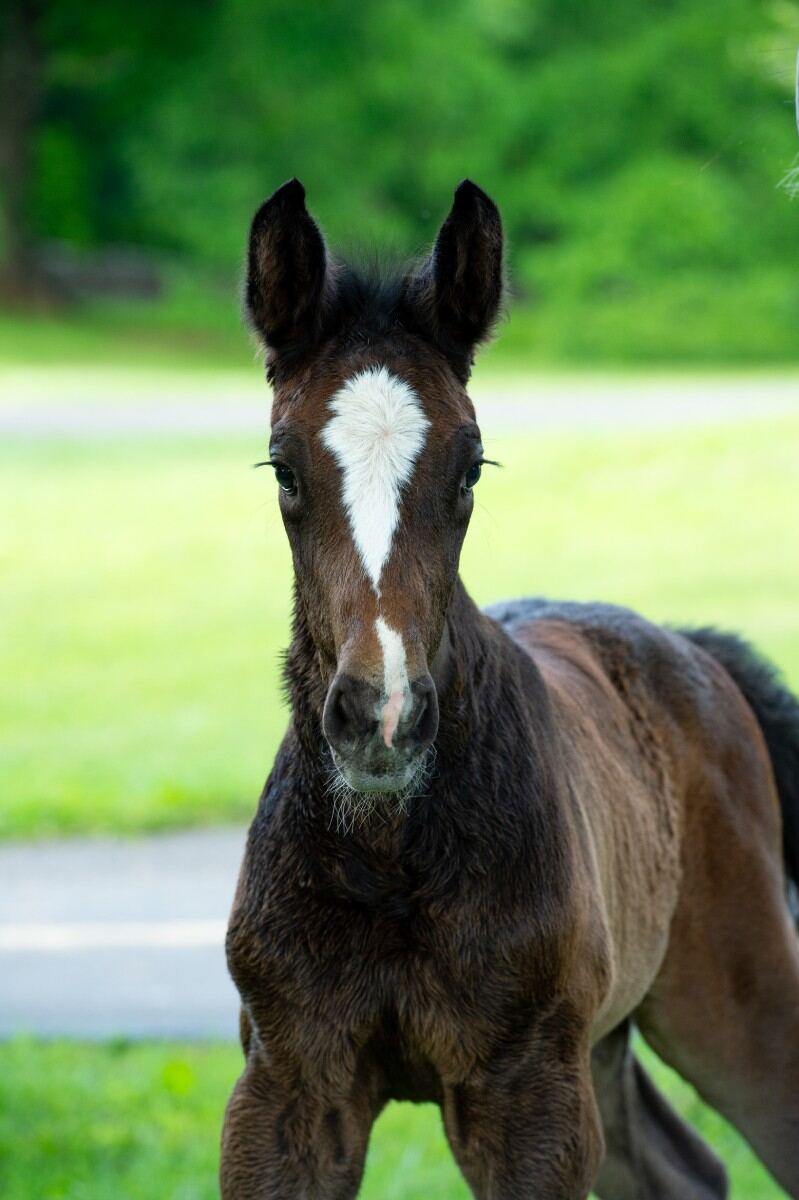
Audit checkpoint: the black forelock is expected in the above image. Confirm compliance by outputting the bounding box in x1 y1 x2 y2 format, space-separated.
328 255 411 339
264 253 470 385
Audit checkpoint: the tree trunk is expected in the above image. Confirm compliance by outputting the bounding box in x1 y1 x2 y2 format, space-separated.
0 0 49 306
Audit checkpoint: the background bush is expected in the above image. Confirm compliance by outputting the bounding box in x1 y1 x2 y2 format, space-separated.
2 0 799 361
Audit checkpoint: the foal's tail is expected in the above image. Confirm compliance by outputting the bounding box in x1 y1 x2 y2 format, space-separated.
680 627 799 904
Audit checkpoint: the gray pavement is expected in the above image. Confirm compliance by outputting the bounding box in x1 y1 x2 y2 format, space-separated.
0 827 246 1039
2 365 799 436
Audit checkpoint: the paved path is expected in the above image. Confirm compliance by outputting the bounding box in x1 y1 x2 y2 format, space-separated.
2 365 798 435
0 828 246 1039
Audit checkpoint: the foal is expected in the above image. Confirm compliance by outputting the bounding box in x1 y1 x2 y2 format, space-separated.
221 179 799 1199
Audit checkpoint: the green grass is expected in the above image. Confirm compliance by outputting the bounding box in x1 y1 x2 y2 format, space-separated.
2 411 798 839
0 269 249 371
0 300 541 373
3 275 799 373
0 1038 784 1199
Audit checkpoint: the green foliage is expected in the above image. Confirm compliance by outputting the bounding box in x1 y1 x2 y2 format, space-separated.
2 392 797 838
0 1038 784 1198
26 0 214 249
4 0 799 360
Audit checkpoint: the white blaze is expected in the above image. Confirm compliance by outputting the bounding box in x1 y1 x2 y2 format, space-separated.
320 366 430 592
321 366 428 747
375 616 410 747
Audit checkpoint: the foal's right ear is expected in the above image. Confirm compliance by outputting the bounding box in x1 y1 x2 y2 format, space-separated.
245 179 330 366
406 180 504 381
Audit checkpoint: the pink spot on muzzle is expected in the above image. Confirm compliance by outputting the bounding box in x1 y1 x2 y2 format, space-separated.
381 687 404 748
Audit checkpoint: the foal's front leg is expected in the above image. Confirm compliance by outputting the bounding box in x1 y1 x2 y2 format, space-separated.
441 1040 604 1199
220 1050 376 1200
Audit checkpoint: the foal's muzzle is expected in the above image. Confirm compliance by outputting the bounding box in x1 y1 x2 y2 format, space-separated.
322 672 438 793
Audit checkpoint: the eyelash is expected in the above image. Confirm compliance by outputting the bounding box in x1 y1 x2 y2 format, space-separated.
463 456 499 490
254 459 298 496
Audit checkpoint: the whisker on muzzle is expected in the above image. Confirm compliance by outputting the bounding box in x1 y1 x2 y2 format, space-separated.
323 745 437 835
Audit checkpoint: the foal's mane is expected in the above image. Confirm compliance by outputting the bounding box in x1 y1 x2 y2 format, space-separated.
331 254 412 338
264 255 417 384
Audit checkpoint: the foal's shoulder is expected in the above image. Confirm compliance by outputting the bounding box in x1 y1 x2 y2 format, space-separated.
484 596 704 702
487 597 768 777
484 596 669 654
485 596 644 635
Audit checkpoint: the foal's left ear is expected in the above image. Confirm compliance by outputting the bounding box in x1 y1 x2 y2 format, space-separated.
406 180 504 381
245 178 330 369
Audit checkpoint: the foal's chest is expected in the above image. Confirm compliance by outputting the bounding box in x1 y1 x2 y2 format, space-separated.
233 856 567 1098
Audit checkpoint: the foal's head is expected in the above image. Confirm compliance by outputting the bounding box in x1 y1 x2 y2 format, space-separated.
246 179 503 798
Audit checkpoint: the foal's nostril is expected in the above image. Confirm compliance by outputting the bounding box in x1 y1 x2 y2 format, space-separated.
328 687 349 741
333 685 354 730
323 677 349 749
323 674 379 751
412 693 428 733
416 689 438 746
324 671 438 765
397 674 439 751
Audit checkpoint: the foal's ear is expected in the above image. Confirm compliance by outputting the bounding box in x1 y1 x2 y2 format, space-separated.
407 180 504 381
245 178 330 367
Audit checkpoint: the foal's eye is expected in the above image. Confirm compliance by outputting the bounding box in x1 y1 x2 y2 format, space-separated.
463 461 482 490
274 464 298 496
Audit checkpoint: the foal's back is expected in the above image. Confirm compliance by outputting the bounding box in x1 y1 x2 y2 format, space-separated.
487 597 785 1036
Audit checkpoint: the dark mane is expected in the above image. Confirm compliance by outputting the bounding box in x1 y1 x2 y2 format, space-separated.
262 249 504 386
334 252 410 321
329 255 415 341
331 250 507 365
327 248 505 384
261 254 422 385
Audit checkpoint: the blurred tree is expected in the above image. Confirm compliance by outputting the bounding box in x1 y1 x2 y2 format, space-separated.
127 0 798 276
0 0 44 302
1 0 797 359
0 0 214 305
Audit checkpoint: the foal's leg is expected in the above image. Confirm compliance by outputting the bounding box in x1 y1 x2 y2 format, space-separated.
220 1049 376 1199
441 1031 604 1199
591 1021 728 1199
638 840 799 1198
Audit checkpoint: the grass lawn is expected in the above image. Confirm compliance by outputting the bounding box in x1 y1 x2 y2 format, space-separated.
3 273 799 372
0 299 537 373
0 1038 784 1199
2 411 798 838
0 276 249 372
